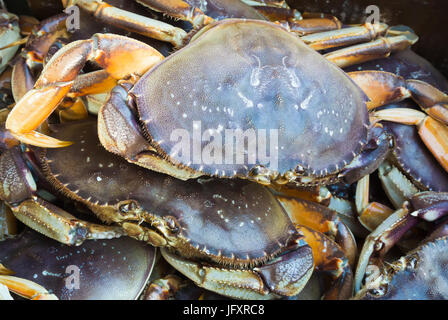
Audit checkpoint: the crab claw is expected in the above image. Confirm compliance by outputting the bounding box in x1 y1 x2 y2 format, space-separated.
5 84 74 148
160 240 314 300
9 131 73 148
406 80 448 125
0 275 58 300
5 33 164 148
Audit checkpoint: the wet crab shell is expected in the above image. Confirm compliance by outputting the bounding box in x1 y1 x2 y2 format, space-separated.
129 19 369 183
38 119 302 267
357 236 448 300
0 228 156 300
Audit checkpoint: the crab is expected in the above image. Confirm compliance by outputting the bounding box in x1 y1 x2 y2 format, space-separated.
340 50 448 232
6 14 445 191
0 118 358 299
354 191 448 298
0 226 156 300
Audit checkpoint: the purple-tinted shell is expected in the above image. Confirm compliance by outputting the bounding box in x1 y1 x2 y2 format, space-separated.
360 236 448 300
132 19 368 178
39 119 297 263
0 228 156 300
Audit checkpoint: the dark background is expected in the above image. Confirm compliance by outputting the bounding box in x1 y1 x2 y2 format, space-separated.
3 0 448 76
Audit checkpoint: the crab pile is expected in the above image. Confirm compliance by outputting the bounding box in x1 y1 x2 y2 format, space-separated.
0 0 447 300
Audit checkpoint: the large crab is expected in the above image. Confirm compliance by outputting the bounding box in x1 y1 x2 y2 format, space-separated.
6 15 446 191
0 118 356 299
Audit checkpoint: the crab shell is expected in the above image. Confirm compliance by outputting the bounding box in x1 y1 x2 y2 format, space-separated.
0 228 156 300
356 236 448 300
120 19 369 185
36 119 311 275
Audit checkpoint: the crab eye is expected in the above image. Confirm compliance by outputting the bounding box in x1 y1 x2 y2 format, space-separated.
119 201 138 214
164 216 180 234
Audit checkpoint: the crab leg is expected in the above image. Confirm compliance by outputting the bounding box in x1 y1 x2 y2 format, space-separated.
297 225 353 299
324 33 417 68
354 174 395 231
349 71 448 172
5 33 164 148
160 240 314 299
0 147 125 245
11 198 125 245
69 0 188 46
12 14 69 102
354 192 448 292
69 70 118 98
301 23 388 51
241 0 287 7
134 0 214 27
277 196 357 268
0 275 58 300
251 6 342 35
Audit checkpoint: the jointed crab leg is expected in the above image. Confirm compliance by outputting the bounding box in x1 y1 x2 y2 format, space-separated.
161 239 314 299
277 196 357 268
0 275 58 300
0 264 57 300
69 0 188 46
354 174 395 231
348 70 448 172
324 33 418 68
249 6 342 35
5 33 164 148
240 0 287 7
302 23 388 51
297 225 353 300
374 110 448 172
0 147 125 245
12 14 69 102
354 192 448 292
135 0 214 27
12 197 125 245
349 71 448 121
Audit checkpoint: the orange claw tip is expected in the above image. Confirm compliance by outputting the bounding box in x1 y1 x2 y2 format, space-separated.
11 131 74 148
0 264 15 276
